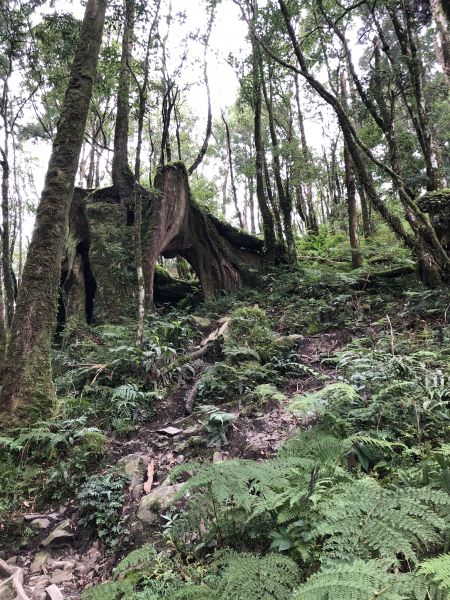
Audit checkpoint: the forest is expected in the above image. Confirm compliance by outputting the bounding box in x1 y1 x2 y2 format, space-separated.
0 0 449 598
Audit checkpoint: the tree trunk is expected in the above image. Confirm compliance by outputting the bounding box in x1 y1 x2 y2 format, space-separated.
252 39 276 258
261 62 296 260
142 163 264 304
295 75 318 234
0 154 14 327
430 0 450 87
112 0 135 206
222 114 244 228
341 71 363 268
0 0 107 422
0 263 5 368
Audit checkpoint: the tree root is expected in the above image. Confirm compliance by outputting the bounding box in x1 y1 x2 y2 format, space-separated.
0 559 30 600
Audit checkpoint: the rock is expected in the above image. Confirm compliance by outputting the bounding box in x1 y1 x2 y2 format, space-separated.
213 451 227 463
191 316 213 330
31 518 52 530
6 556 17 565
51 568 73 584
157 426 183 437
137 483 183 526
30 551 51 573
45 583 64 600
118 453 148 498
274 334 303 349
41 519 73 547
51 560 75 570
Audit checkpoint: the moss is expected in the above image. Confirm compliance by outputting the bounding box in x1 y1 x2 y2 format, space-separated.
85 202 137 323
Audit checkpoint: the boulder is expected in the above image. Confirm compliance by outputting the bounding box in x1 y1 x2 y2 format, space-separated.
274 334 303 349
31 518 52 530
30 551 51 574
45 583 64 600
41 520 73 548
118 453 149 499
137 484 183 527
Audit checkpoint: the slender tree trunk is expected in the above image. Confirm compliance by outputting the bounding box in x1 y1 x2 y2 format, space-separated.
221 169 228 217
430 0 450 87
249 174 256 234
222 113 244 228
0 150 14 327
263 152 284 241
0 0 107 421
341 71 362 268
188 7 214 175
112 0 134 205
295 76 318 234
133 1 159 341
0 263 5 369
252 35 276 258
86 119 96 188
261 62 295 260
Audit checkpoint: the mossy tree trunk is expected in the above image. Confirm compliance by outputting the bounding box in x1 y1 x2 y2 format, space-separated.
0 0 107 423
112 0 135 212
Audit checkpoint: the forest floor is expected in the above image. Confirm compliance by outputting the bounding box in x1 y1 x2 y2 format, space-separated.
1 229 449 599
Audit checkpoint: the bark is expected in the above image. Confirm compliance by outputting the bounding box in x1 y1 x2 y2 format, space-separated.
112 0 135 206
248 174 256 234
0 0 107 421
0 263 5 368
430 0 450 87
142 162 264 304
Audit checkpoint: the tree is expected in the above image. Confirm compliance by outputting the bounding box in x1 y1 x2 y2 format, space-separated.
0 0 107 422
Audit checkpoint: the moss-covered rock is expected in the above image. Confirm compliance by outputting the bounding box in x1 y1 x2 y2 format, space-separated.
418 189 450 249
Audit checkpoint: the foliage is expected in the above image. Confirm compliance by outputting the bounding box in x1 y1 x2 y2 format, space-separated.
198 405 237 447
77 468 129 549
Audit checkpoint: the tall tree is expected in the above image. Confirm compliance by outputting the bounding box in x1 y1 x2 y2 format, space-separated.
0 0 107 422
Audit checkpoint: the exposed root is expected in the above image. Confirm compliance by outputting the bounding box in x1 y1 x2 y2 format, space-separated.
0 559 30 600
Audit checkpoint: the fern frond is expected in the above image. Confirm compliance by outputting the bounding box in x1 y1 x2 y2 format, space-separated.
312 478 450 565
418 553 450 595
292 560 424 600
114 544 157 575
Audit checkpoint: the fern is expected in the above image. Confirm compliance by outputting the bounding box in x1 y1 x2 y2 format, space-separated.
83 580 134 600
292 559 423 600
114 544 157 575
418 553 450 596
289 383 360 419
311 478 450 566
210 552 299 600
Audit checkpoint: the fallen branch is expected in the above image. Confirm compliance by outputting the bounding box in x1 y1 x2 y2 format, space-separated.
185 380 201 415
